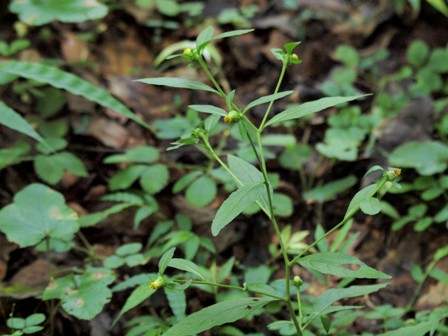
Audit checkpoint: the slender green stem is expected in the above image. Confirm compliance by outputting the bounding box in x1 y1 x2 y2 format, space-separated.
254 131 302 335
289 176 389 266
297 286 304 330
197 54 227 97
259 61 288 131
173 279 285 301
405 258 438 311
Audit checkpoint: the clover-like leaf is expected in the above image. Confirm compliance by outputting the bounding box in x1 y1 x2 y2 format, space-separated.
0 183 79 247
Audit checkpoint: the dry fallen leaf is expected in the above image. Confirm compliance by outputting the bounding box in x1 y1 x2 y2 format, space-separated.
85 117 130 148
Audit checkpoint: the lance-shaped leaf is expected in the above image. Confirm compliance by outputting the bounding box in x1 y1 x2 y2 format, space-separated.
243 90 293 113
213 29 254 41
0 61 149 129
228 155 270 212
168 258 207 280
196 26 214 51
380 321 438 336
0 100 44 143
189 105 227 116
265 94 369 127
344 184 377 219
212 183 264 236
298 252 391 279
0 183 79 247
159 247 176 275
162 296 277 336
112 280 156 326
305 283 388 326
136 77 217 93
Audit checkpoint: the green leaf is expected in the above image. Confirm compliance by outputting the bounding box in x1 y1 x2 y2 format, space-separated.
228 155 270 212
306 284 388 325
165 287 187 322
0 183 79 247
344 184 377 219
7 317 25 329
0 142 30 170
406 40 430 68
168 258 207 280
304 176 357 203
380 321 437 336
162 297 277 336
43 268 115 320
284 41 301 54
109 165 147 190
25 313 45 326
189 105 227 116
113 280 156 326
363 165 384 179
159 247 176 275
173 171 203 193
136 77 217 93
298 252 391 279
116 243 143 256
79 203 133 228
9 0 108 26
213 29 254 41
273 193 293 217
321 315 331 334
265 95 369 127
0 61 148 129
104 146 159 164
196 26 214 51
360 197 382 215
279 143 312 170
243 91 293 113
34 154 65 184
212 183 264 236
185 175 217 207
335 45 360 67
389 141 448 176
140 164 170 194
427 0 448 16
0 100 44 143
36 137 67 154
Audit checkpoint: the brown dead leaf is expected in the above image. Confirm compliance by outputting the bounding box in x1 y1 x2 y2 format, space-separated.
10 259 51 288
107 76 177 122
61 171 81 188
85 117 130 148
0 236 17 280
416 281 448 309
61 32 89 64
68 202 88 216
172 196 216 225
99 28 154 78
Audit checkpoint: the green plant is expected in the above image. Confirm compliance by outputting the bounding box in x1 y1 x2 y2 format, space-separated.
126 27 402 335
9 0 108 26
4 313 46 336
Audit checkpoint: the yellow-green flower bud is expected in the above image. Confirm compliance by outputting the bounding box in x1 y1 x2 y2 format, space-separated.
224 110 242 124
384 167 401 181
292 275 303 288
150 275 166 290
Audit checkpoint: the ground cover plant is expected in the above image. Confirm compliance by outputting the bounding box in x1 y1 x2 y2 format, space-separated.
0 1 447 335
